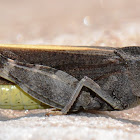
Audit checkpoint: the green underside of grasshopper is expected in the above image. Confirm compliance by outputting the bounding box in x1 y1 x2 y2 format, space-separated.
0 85 50 110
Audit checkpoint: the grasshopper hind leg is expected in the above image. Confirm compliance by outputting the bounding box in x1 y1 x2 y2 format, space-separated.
62 76 124 114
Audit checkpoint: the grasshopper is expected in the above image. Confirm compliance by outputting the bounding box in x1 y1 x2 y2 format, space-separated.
0 45 140 114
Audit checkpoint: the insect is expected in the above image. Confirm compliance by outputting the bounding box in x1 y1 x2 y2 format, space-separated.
0 44 140 114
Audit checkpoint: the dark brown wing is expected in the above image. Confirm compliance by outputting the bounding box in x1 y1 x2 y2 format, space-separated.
0 45 122 85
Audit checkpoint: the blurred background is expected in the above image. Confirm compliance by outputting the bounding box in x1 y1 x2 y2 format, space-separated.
0 0 140 46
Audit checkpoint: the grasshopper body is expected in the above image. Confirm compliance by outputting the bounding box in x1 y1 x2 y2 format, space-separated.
0 45 139 114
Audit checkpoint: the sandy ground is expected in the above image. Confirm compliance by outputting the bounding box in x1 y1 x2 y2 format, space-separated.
0 107 140 140
0 0 140 140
